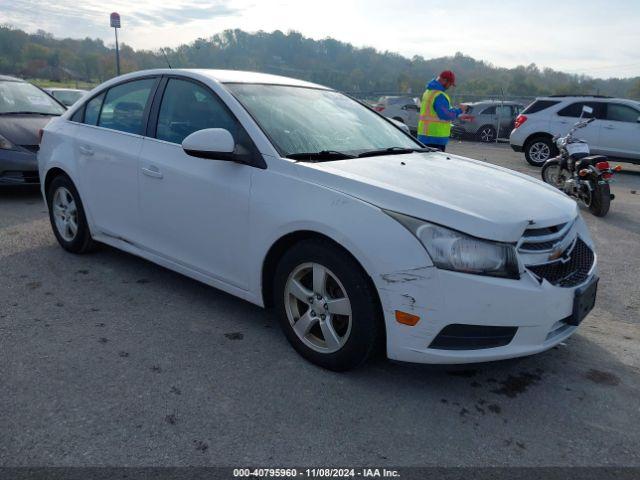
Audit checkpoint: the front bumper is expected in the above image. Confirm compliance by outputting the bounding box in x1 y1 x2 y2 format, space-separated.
377 235 596 364
0 148 39 185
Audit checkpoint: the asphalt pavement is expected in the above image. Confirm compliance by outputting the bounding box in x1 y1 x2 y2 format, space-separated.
1 142 639 467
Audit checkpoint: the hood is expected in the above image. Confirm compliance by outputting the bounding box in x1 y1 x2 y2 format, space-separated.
296 152 578 243
426 78 445 92
0 115 56 146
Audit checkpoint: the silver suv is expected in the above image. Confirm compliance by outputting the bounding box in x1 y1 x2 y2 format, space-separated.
451 100 524 142
510 95 640 166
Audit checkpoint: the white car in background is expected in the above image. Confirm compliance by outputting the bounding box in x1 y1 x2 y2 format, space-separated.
510 95 640 166
44 88 88 107
39 69 598 371
373 96 420 133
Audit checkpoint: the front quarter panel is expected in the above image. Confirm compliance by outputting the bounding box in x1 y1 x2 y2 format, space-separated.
249 158 440 352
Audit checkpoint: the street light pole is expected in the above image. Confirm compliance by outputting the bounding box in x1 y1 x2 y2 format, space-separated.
110 12 121 76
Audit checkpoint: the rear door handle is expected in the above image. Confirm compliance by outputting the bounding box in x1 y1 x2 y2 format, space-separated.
603 125 615 129
79 145 94 156
142 166 163 179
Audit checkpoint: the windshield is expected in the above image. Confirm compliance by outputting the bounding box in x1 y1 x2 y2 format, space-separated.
226 84 420 156
52 90 84 107
0 81 65 115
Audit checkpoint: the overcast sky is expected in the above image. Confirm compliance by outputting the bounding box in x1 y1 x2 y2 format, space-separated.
3 0 639 78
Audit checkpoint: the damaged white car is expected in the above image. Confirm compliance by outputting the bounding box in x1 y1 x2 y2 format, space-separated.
38 69 598 371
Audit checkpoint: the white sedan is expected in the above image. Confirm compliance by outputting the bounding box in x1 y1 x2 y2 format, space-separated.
38 69 598 371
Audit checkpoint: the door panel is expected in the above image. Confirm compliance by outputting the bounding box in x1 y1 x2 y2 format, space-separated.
138 77 256 288
598 103 640 158
551 101 603 150
76 125 142 240
75 78 157 241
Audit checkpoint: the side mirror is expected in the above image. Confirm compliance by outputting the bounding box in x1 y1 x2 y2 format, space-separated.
637 116 640 123
182 128 235 160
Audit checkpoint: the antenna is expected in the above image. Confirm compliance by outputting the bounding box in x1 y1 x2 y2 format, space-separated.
160 48 172 69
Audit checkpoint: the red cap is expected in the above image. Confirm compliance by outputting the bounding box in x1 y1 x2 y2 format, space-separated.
439 70 456 86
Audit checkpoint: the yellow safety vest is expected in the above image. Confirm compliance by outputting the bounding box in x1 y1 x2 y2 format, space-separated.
418 89 452 138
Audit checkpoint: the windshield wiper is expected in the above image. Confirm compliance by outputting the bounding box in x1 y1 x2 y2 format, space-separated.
357 146 435 158
286 150 356 162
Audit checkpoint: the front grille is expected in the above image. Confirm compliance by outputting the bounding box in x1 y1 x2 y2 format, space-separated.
527 238 594 287
20 144 40 153
429 324 518 350
520 222 571 252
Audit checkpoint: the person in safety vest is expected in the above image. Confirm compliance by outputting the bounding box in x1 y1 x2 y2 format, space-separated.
417 70 472 151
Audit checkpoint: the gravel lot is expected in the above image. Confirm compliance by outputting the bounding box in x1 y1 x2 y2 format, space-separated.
1 141 639 467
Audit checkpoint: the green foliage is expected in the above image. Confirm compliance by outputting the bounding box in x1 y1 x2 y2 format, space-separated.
1 25 638 99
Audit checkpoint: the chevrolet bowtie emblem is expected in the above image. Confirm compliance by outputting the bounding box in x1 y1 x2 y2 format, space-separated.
548 247 565 261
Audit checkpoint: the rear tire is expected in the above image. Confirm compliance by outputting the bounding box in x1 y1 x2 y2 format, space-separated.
588 182 611 217
273 239 382 371
46 175 95 253
476 125 496 143
525 136 556 166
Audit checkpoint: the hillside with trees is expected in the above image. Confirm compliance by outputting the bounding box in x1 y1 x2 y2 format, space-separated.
1 25 639 100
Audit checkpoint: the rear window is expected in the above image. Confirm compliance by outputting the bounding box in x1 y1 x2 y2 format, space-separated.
522 100 561 114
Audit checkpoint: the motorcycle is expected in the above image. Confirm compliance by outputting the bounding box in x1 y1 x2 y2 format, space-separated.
541 106 620 217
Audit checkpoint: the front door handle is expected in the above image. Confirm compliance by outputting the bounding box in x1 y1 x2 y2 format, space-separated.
79 145 94 156
603 125 615 130
142 166 163 179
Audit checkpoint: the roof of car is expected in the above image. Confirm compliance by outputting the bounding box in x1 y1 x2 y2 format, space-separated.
0 74 24 82
46 87 88 92
463 100 523 106
535 95 636 103
102 68 330 90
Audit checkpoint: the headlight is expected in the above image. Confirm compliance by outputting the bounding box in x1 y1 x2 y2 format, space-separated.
386 210 520 279
0 133 15 150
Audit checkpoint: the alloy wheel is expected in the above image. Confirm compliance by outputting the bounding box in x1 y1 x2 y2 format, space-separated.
480 127 495 142
52 186 78 242
529 142 551 163
284 262 352 354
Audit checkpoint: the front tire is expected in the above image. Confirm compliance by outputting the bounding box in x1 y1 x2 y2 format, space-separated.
47 175 95 253
525 136 556 166
541 158 565 188
273 239 382 371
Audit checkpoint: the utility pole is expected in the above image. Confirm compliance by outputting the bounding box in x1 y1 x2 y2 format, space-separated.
110 12 121 76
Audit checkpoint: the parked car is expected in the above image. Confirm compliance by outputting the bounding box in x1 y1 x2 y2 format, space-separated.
39 69 597 371
44 88 88 107
510 95 640 166
0 75 65 185
373 96 420 133
451 100 524 142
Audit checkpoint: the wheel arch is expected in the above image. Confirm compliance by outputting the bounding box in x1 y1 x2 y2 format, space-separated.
524 132 554 148
476 123 496 134
261 230 382 311
44 166 74 196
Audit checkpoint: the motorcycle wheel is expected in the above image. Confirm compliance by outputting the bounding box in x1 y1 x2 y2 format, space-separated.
541 159 566 189
588 182 611 217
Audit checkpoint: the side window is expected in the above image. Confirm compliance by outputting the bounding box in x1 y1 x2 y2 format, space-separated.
155 78 256 161
481 105 496 115
98 79 155 134
83 92 105 125
71 107 84 123
522 100 560 114
557 101 602 118
497 105 512 117
605 103 639 123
